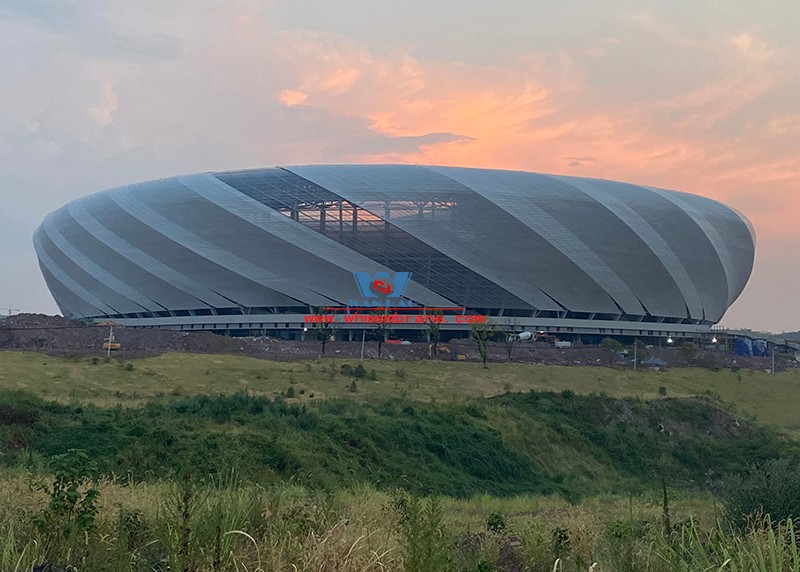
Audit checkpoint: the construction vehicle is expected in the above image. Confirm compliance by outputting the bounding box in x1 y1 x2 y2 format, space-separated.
509 330 554 344
98 321 122 353
427 344 451 359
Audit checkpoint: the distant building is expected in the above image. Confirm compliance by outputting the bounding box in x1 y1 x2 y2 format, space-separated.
33 165 755 339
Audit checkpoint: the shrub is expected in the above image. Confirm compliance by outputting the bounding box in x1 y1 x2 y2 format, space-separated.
393 492 453 572
31 449 100 561
721 458 800 528
601 338 624 352
658 386 667 397
486 511 507 532
286 386 296 398
679 341 699 363
395 367 406 379
348 380 358 393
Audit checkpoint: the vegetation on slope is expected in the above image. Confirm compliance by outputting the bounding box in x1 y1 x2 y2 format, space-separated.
3 352 800 569
2 351 800 434
1 388 796 500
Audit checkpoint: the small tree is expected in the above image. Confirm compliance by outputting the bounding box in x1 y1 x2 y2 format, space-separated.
371 307 393 359
679 341 699 364
501 318 518 361
601 337 624 353
425 310 443 359
635 340 650 361
310 306 337 355
471 318 495 368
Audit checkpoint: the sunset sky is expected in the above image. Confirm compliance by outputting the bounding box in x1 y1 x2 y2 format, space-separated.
1 0 798 332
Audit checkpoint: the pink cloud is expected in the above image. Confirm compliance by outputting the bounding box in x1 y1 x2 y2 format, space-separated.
272 29 799 242
277 89 308 107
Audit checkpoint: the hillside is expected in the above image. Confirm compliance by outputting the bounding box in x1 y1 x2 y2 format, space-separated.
2 350 800 435
1 388 795 500
3 350 800 570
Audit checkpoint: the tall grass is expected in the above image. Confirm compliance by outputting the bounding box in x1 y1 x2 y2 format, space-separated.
653 517 800 572
3 469 800 571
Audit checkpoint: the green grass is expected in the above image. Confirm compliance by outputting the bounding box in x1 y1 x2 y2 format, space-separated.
1 387 796 500
1 350 799 435
3 350 800 570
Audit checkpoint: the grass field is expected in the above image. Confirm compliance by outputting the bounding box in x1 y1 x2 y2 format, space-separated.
1 350 799 435
0 465 728 572
3 350 800 570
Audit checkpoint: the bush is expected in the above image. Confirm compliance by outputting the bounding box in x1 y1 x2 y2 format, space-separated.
486 511 506 532
285 386 296 398
679 342 699 363
342 363 368 379
721 459 800 528
601 338 624 353
393 492 453 572
31 449 100 561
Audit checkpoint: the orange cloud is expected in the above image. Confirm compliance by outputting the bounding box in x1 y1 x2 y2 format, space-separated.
277 89 308 107
272 29 799 240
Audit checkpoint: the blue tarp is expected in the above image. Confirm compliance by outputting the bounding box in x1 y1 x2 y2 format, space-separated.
734 338 752 356
752 339 769 357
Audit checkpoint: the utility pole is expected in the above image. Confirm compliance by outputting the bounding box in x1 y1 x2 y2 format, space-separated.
633 337 637 371
772 344 776 374
360 330 366 362
106 324 114 358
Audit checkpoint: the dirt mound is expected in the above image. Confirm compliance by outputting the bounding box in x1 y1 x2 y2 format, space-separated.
0 313 85 330
0 313 246 357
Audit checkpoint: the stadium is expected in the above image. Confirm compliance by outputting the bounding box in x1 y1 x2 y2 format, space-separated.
33 165 756 342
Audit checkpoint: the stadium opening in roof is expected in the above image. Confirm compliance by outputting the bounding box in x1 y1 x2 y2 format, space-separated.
34 165 755 341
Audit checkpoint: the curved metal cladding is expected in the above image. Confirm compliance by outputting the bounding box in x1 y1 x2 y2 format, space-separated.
33 166 755 325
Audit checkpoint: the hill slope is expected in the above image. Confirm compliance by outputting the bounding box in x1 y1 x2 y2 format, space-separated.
2 351 800 435
1 389 796 499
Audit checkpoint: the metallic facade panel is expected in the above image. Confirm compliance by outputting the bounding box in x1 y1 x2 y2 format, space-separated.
285 165 565 311
68 197 233 311
428 166 646 315
33 165 755 327
181 173 456 309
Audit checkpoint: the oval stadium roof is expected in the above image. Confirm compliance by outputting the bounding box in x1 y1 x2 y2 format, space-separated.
34 165 755 328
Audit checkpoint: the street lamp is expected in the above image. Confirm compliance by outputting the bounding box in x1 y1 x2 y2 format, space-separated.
667 337 674 345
